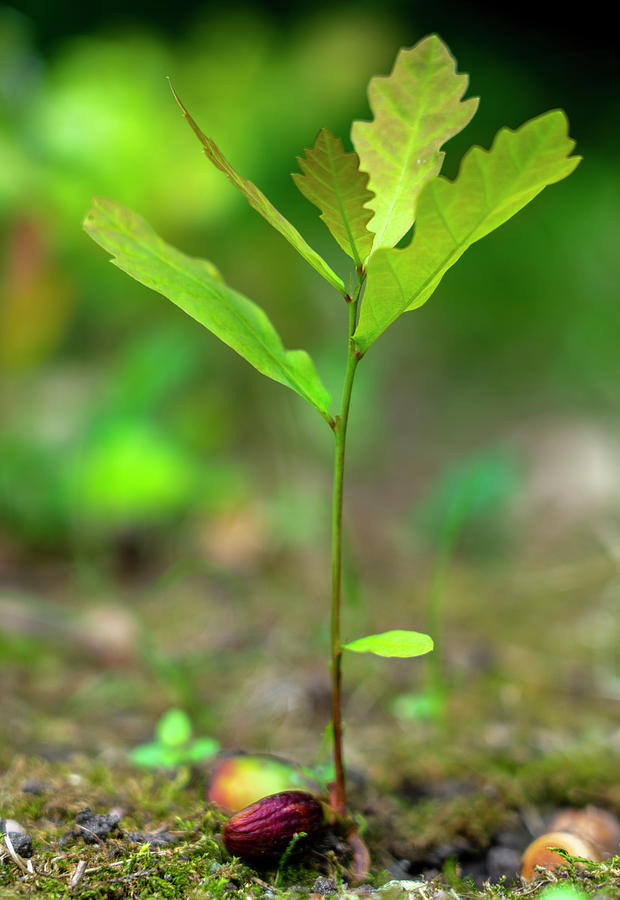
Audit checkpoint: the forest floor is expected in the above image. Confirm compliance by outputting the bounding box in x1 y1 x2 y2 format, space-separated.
2 515 620 898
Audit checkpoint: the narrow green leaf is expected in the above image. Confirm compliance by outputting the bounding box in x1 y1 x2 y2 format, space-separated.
169 82 346 296
84 198 333 424
354 110 581 352
343 629 434 658
292 129 374 268
351 34 478 252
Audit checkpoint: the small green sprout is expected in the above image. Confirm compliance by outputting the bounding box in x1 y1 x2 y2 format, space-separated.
129 708 219 770
85 34 579 818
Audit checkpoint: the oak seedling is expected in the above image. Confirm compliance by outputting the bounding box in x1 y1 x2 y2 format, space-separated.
85 34 580 821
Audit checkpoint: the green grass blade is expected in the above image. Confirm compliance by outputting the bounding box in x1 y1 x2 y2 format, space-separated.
292 128 374 268
351 34 478 253
354 110 581 353
343 629 434 658
169 83 346 297
84 198 333 424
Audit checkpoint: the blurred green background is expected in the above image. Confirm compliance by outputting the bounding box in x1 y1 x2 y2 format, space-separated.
1 0 619 763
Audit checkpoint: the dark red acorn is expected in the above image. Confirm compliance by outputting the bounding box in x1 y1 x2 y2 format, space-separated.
222 790 326 865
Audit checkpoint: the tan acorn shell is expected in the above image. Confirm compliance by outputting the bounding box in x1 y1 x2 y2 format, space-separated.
521 830 602 880
547 806 620 859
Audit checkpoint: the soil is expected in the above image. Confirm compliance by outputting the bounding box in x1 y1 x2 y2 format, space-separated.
1 524 620 897
2 748 620 898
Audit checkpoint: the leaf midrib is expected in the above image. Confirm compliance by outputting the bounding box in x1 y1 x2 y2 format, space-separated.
322 137 364 267
369 56 434 248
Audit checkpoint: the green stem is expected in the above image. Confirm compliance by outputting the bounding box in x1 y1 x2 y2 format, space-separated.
330 292 362 817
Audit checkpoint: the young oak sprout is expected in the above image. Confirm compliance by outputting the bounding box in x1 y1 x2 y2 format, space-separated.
84 34 580 819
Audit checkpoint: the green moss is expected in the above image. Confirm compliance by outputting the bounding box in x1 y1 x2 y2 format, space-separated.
2 748 620 899
0 757 328 899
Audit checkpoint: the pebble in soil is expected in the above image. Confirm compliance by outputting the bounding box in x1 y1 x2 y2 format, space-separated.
1 818 34 858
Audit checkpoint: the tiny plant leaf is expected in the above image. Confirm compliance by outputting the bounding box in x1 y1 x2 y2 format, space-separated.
169 82 346 296
292 128 374 268
128 742 172 769
129 709 219 770
343 629 434 658
351 34 478 253
183 736 221 763
156 708 193 747
354 110 581 352
84 198 333 424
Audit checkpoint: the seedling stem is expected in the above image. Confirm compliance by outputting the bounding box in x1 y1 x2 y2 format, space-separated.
330 282 363 814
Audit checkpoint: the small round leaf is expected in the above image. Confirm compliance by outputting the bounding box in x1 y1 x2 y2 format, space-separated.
184 737 220 764
156 708 193 747
128 742 170 769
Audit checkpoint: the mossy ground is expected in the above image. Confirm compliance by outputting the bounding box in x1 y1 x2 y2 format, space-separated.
2 738 620 899
2 516 619 897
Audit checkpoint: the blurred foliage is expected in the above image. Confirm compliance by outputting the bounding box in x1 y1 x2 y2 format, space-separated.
129 707 220 769
392 450 521 723
413 449 521 555
0 3 619 558
0 4 399 553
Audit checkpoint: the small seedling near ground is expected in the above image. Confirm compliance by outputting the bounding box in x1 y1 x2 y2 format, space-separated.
85 34 579 823
129 708 219 770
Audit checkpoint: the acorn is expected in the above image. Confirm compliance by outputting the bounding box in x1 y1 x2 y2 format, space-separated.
223 790 326 865
208 754 311 814
521 830 602 880
547 806 620 859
